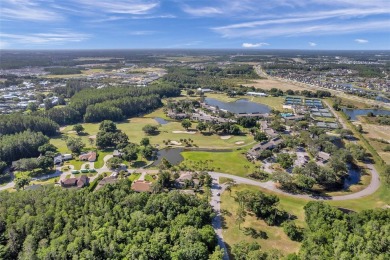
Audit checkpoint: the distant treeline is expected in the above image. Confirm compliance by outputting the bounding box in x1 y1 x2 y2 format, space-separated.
163 65 258 88
264 63 384 78
44 67 82 75
53 79 91 98
0 114 59 136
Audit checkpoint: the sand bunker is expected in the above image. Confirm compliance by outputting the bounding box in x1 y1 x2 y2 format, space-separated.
235 141 245 145
89 135 96 139
220 135 232 140
170 141 182 145
172 131 196 134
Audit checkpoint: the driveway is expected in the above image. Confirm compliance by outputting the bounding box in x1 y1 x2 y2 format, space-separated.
210 180 229 260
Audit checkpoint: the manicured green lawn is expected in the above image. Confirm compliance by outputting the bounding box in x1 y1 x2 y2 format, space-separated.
327 183 390 212
144 174 156 182
52 110 255 152
180 149 259 177
129 172 141 182
94 150 113 169
221 184 305 257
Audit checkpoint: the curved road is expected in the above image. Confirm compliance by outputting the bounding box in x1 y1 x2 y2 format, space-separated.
209 163 380 201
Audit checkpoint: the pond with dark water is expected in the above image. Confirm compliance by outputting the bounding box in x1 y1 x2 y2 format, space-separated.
205 98 271 114
343 164 361 190
154 117 169 124
343 108 390 120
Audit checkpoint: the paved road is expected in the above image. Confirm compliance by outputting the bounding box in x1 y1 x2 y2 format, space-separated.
208 168 380 201
210 181 229 260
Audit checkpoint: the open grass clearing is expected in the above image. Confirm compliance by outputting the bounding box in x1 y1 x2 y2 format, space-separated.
221 184 306 257
180 149 258 177
363 123 390 141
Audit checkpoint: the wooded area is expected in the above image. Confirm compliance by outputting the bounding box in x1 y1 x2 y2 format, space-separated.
0 181 222 259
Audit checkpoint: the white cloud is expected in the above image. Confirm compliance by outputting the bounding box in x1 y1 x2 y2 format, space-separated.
355 38 369 43
309 42 317 46
1 0 61 21
0 31 90 45
214 20 388 38
242 42 269 48
182 6 223 16
128 30 156 35
77 0 159 15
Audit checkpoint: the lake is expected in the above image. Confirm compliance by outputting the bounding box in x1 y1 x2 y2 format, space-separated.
343 108 390 120
204 98 271 114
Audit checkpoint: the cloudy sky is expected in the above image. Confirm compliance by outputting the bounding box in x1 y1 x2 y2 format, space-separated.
0 0 389 49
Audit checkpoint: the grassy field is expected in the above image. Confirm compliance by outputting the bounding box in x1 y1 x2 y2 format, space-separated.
221 184 306 257
352 118 390 163
244 78 308 92
180 149 258 177
328 182 389 211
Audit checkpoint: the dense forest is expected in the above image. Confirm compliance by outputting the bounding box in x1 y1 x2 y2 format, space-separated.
35 107 82 126
298 202 389 260
0 114 59 136
0 182 222 259
70 84 180 115
0 131 49 163
162 65 258 91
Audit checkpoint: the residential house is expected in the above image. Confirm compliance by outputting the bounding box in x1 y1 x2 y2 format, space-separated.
60 176 89 188
79 151 97 162
113 150 123 157
131 180 152 192
317 151 331 163
247 138 283 160
96 176 118 191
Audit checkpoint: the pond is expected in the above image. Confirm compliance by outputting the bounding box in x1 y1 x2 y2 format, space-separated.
151 148 184 166
343 165 361 190
154 117 169 125
343 108 390 120
204 98 271 114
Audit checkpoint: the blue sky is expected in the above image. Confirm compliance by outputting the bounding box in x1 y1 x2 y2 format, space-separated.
0 0 389 49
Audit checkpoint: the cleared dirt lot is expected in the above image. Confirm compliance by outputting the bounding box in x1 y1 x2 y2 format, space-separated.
244 78 308 92
364 124 390 141
359 122 390 162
